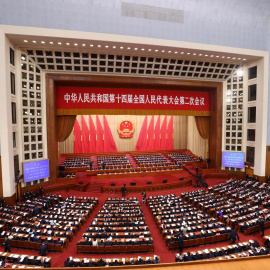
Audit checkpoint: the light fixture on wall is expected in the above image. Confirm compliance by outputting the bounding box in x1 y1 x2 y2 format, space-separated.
237 69 243 76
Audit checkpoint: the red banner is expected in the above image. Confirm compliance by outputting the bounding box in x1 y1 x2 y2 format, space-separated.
57 87 210 111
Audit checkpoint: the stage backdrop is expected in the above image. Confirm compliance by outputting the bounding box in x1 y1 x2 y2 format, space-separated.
58 115 207 158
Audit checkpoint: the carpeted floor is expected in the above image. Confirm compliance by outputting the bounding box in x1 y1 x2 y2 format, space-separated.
1 177 269 267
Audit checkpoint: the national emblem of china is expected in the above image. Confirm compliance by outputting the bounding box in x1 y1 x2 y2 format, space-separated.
118 120 135 138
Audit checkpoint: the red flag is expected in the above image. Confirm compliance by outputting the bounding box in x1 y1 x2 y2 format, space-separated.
135 116 148 151
103 115 118 152
167 116 174 150
89 115 96 153
73 118 82 153
160 116 167 150
147 116 155 151
154 115 161 150
96 115 104 153
81 115 89 153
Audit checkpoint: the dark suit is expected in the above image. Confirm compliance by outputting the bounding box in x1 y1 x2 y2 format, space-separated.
39 244 47 256
4 238 11 252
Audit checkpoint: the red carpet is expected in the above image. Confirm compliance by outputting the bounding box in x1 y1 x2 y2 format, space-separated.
1 177 269 267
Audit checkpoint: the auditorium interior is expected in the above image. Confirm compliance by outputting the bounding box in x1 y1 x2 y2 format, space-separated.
0 1 270 269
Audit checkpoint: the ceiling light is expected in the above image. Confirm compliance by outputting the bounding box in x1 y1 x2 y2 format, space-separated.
243 58 247 61
49 41 53 44
120 47 123 49
98 45 101 47
82 44 86 46
168 51 171 53
155 49 158 52
181 52 184 54
193 53 196 55
216 55 220 58
58 42 62 45
187 52 190 55
32 41 36 43
199 53 202 56
90 44 94 47
205 54 208 57
161 50 165 52
127 47 130 50
66 43 70 45
23 40 28 43
237 69 243 76
113 46 116 49
238 58 241 60
135 48 138 50
232 57 236 60
41 41 45 44
175 51 178 54
74 43 78 46
105 45 109 48
148 49 151 51
210 55 214 57
141 48 145 51
221 56 225 58
227 56 231 59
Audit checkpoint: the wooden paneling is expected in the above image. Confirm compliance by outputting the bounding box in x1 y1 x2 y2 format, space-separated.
46 74 222 183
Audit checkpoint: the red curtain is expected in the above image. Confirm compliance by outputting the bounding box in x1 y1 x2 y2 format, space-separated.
73 118 82 153
81 115 89 153
160 116 167 150
103 115 118 152
89 115 97 153
147 116 155 151
96 115 104 153
167 116 174 150
195 116 210 139
154 115 161 150
135 116 148 151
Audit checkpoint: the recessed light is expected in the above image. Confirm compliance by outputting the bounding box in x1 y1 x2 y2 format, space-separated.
199 54 202 56
187 52 190 55
193 53 196 55
243 58 247 61
221 56 225 58
205 54 208 57
90 44 94 47
237 69 243 76
120 47 123 49
141 48 145 51
113 46 116 49
66 43 70 45
161 50 165 52
32 41 36 43
216 55 220 58
155 49 158 52
168 51 171 53
210 55 214 57
41 41 45 44
74 43 78 46
49 41 53 44
227 56 231 59
98 45 101 47
82 44 86 46
181 52 184 54
58 42 62 45
135 48 138 50
148 49 151 51
238 58 241 60
105 45 109 48
175 51 178 54
232 57 236 59
23 40 28 43
127 47 130 50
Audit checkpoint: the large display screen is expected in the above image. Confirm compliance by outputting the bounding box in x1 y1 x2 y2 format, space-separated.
23 159 50 182
222 152 245 168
